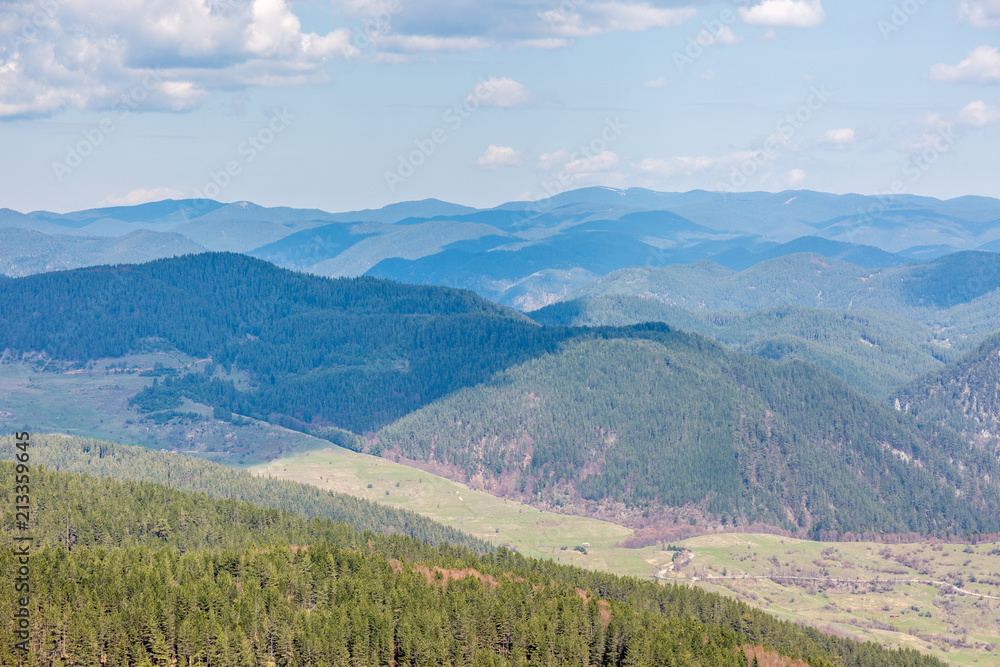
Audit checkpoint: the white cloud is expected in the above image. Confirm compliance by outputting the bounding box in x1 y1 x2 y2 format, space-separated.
738 0 825 28
929 45 1000 83
337 1 697 57
636 150 763 178
98 187 185 207
0 0 355 118
476 145 524 168
537 149 621 180
642 76 668 88
818 128 855 147
959 0 1000 29
785 168 806 186
565 150 621 174
469 77 533 108
538 150 572 171
515 38 571 50
958 99 1000 126
374 34 493 53
541 2 696 38
695 25 741 46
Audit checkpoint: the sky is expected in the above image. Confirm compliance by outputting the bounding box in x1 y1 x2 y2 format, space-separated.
1 0 999 213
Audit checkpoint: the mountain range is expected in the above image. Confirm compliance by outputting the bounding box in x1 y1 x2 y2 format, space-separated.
4 188 1000 310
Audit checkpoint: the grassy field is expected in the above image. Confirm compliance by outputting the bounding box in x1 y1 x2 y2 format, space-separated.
673 533 1000 666
251 446 669 577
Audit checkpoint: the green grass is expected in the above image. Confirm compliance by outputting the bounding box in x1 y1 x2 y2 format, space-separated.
250 446 667 578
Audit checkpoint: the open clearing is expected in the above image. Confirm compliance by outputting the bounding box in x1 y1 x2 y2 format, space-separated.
251 446 666 577
673 533 1000 666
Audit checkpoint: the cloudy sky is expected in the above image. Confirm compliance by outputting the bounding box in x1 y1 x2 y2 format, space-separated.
2 0 999 213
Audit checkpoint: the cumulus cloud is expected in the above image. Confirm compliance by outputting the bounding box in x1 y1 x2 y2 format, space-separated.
0 0 355 118
0 1 705 113
738 0 825 28
785 168 806 186
958 99 1000 126
540 2 696 37
642 76 668 88
818 128 855 147
959 0 1000 29
564 150 620 173
469 77 533 108
695 25 741 46
636 150 763 178
98 187 185 207
374 35 493 53
476 145 524 168
929 45 1000 83
537 149 622 183
341 0 698 56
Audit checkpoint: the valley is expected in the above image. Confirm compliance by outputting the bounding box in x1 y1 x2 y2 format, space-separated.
253 445 1000 666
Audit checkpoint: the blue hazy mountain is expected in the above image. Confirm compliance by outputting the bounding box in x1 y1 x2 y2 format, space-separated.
2 188 998 310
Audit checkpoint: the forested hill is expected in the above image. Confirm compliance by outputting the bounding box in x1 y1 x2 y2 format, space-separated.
3 256 999 538
0 454 947 666
0 252 569 433
377 333 1000 539
531 297 946 398
0 434 490 552
893 333 1000 452
559 251 1000 315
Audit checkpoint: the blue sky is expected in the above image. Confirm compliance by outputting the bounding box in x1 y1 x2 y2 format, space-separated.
1 0 999 213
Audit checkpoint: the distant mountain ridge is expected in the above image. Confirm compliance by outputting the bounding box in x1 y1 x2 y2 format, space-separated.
4 188 998 309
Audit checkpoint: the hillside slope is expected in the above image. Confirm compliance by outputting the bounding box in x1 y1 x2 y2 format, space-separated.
894 333 1000 454
0 252 565 434
563 251 1000 314
0 228 206 276
0 434 490 551
376 329 1000 538
532 298 946 397
0 439 948 667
